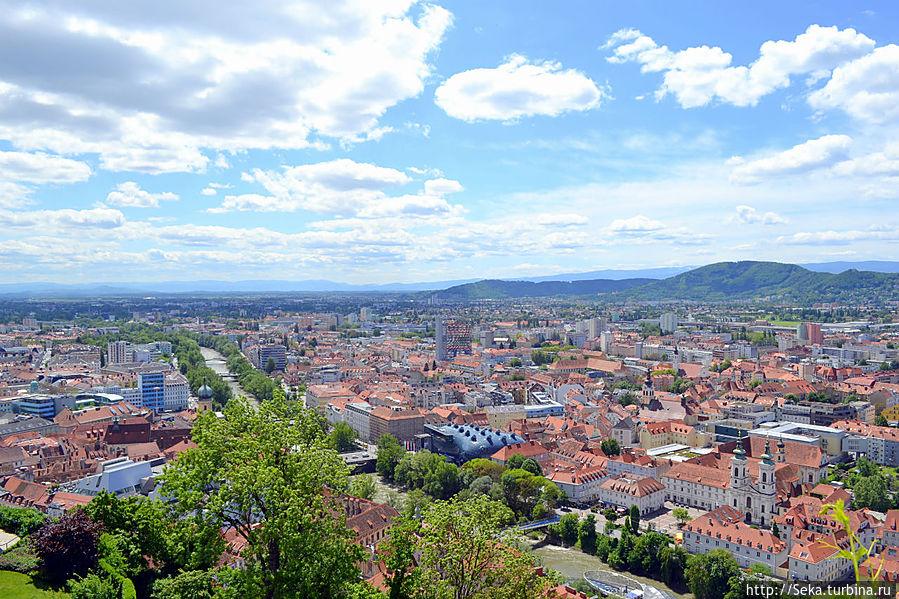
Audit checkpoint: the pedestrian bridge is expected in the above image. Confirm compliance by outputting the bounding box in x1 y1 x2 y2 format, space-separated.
583 570 645 599
516 516 560 531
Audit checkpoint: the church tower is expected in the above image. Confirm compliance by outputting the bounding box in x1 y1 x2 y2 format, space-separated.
758 437 777 526
642 372 655 403
775 437 786 464
730 430 748 491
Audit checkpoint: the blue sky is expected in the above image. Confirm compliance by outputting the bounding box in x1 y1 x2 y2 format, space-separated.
2 1 899 283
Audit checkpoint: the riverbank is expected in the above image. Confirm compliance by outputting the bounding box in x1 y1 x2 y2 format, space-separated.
199 346 254 405
530 543 692 599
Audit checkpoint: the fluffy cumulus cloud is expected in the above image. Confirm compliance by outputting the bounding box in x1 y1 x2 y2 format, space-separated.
0 150 91 183
605 214 710 245
435 54 606 121
106 181 179 208
211 158 464 218
728 134 852 183
0 1 452 172
729 205 788 225
809 45 899 123
605 25 875 108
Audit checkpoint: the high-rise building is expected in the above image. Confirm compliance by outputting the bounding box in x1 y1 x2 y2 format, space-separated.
435 317 471 361
138 371 165 412
251 344 287 371
600 331 614 353
797 322 808 341
806 323 823 345
660 313 678 333
107 340 129 364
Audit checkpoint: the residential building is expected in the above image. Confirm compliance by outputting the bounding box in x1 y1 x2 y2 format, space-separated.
682 506 787 572
368 407 425 444
597 474 666 515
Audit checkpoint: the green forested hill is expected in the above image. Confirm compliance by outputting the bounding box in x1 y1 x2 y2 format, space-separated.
625 261 899 301
431 261 899 302
434 278 654 299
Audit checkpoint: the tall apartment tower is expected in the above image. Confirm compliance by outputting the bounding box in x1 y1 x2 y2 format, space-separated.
435 317 472 362
660 312 678 333
107 341 129 364
806 323 823 345
599 331 614 353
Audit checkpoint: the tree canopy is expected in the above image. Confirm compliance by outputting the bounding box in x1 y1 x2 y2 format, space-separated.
159 392 366 599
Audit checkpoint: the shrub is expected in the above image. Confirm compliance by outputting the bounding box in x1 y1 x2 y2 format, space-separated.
0 542 40 572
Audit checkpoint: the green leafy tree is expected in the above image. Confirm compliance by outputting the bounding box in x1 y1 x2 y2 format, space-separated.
151 570 218 599
462 458 505 482
876 414 889 426
393 451 463 500
603 508 618 522
601 439 621 456
329 421 358 453
382 495 555 599
672 507 691 526
159 392 366 599
506 453 526 470
853 474 891 512
557 513 580 546
578 514 598 554
685 549 741 599
659 545 689 589
771 521 780 538
521 458 542 476
376 434 407 481
349 474 377 501
629 504 640 534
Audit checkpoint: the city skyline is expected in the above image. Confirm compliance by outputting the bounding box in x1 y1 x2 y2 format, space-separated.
2 1 899 283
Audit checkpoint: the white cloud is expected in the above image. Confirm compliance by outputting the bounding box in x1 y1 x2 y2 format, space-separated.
106 181 178 208
423 178 463 195
201 187 217 196
729 134 852 183
0 150 91 183
605 25 875 108
0 181 33 209
0 2 453 172
833 143 899 176
809 44 899 123
1 207 125 230
776 229 891 245
435 54 606 121
210 158 466 218
608 215 665 234
729 205 788 225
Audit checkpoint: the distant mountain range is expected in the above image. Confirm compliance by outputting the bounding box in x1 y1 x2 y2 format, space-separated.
432 278 656 300
623 261 899 302
434 261 899 302
3 260 899 298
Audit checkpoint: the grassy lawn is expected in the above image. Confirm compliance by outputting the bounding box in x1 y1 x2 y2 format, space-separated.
0 571 69 598
768 320 801 327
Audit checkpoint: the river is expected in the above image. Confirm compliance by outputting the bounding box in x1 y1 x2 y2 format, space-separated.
530 544 689 599
199 346 256 406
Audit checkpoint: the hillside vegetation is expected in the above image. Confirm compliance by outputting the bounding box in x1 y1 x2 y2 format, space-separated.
432 261 899 303
435 278 654 300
